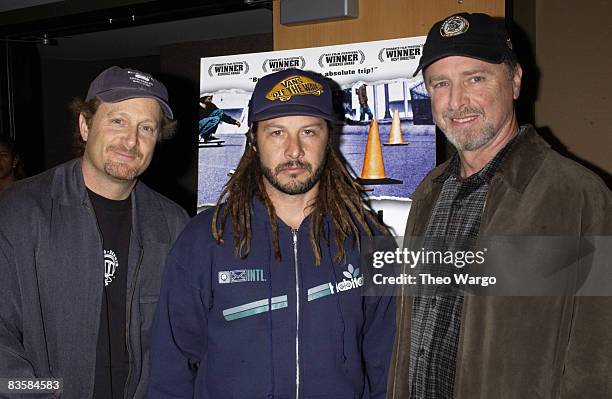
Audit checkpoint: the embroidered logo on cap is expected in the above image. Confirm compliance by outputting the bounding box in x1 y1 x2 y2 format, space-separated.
127 70 154 87
265 75 323 102
440 15 470 37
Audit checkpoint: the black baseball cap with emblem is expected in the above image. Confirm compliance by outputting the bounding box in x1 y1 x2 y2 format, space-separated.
413 12 516 77
86 66 173 119
247 68 335 125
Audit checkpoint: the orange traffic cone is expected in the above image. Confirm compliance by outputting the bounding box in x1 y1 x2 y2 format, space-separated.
360 119 386 179
385 109 409 146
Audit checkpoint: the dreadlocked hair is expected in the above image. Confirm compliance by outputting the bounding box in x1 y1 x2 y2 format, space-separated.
212 125 388 266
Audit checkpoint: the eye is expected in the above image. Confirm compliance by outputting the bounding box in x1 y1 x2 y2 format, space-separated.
140 125 157 134
302 129 315 136
110 118 124 125
431 81 449 89
469 75 485 83
270 129 283 137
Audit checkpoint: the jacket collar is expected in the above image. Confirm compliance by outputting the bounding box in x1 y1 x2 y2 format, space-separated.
50 157 171 244
493 125 550 194
50 158 88 206
415 125 549 198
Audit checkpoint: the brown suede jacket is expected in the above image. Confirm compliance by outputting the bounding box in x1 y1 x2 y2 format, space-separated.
387 125 612 398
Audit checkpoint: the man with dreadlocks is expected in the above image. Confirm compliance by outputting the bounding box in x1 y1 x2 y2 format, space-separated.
147 69 395 398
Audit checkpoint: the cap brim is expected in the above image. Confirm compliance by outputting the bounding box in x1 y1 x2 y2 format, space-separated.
94 88 174 119
413 45 505 77
250 104 336 124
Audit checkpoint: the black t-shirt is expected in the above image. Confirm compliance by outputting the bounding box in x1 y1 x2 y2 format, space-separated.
88 189 132 399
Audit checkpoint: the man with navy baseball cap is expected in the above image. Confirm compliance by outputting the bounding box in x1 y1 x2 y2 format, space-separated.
148 68 395 398
387 12 611 398
0 66 189 398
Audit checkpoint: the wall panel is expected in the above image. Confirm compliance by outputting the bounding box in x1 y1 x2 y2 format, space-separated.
273 0 505 50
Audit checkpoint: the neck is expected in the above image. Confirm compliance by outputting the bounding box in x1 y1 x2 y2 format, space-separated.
264 181 318 229
458 115 519 178
0 175 15 191
81 158 136 200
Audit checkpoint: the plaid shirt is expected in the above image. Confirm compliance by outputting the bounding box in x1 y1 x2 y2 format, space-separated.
409 130 521 399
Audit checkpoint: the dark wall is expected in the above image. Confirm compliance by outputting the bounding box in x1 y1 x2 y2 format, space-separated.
0 42 45 177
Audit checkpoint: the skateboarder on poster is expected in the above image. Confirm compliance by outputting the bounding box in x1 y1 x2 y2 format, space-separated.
198 95 241 142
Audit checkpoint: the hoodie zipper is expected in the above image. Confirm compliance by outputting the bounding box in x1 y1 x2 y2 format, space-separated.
292 229 300 399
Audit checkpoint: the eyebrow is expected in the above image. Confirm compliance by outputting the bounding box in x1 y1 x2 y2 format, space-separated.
427 69 492 84
104 111 159 124
461 68 492 76
262 122 326 130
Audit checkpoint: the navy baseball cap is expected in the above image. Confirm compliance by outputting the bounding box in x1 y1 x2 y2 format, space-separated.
414 13 516 77
86 66 173 119
248 68 335 125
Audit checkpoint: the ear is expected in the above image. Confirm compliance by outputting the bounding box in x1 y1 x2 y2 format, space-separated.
248 128 257 152
512 64 523 100
78 113 90 141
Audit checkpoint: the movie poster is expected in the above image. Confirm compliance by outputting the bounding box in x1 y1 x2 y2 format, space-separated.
198 37 434 235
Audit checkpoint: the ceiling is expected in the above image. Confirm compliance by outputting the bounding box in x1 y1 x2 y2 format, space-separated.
37 9 272 60
0 0 273 60
0 0 63 14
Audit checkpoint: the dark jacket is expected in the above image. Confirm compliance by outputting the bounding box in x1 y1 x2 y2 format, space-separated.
0 158 189 399
147 200 395 398
387 125 612 398
356 85 368 105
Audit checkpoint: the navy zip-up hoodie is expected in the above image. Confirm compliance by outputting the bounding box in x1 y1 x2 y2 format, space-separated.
147 200 395 398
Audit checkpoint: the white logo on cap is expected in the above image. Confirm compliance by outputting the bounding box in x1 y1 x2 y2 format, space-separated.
440 15 470 37
134 73 151 82
127 70 154 88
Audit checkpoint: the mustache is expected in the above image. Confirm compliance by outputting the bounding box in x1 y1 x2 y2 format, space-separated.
443 107 483 119
106 145 142 159
274 160 312 175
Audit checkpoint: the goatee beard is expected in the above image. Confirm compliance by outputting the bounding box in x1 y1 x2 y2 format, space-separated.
103 145 143 181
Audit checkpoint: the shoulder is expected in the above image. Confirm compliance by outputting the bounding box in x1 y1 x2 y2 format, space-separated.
540 151 611 231
135 183 189 223
164 206 224 271
0 161 70 214
542 150 609 192
526 146 611 211
172 206 218 248
507 126 609 198
503 134 611 233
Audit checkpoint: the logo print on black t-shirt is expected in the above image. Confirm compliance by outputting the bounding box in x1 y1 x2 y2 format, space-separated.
104 250 119 286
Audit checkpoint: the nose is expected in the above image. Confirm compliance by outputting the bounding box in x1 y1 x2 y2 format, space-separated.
448 83 467 111
123 124 139 149
284 132 304 159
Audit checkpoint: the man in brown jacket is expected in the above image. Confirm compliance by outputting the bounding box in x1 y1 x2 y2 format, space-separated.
356 83 374 121
387 12 612 399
